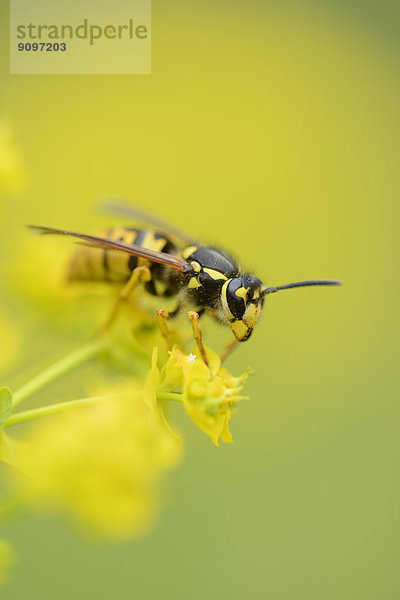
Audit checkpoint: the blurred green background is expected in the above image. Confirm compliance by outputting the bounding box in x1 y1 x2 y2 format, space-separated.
1 0 399 598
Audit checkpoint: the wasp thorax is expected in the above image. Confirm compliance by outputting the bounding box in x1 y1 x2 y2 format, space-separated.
221 275 264 341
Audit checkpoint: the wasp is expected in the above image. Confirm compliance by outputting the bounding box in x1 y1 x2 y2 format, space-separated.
29 204 341 364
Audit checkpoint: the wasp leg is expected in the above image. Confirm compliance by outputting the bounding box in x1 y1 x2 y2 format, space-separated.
187 311 209 367
156 308 173 351
220 338 239 363
94 266 152 337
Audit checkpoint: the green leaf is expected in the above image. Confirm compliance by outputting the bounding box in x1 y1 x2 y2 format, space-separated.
0 388 12 430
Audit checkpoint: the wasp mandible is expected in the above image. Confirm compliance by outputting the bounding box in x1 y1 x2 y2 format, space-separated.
29 204 341 364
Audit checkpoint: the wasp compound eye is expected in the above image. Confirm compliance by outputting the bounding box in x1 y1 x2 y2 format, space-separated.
225 278 247 320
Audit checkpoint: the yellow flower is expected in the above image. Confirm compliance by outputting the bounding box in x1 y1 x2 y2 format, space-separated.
12 386 182 540
0 121 26 192
0 538 16 585
0 308 20 375
161 347 251 446
160 347 189 390
0 431 22 470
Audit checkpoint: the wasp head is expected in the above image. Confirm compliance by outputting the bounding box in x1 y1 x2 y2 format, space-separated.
221 275 264 341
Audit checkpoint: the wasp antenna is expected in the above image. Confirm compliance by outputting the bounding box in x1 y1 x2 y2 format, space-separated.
262 280 342 295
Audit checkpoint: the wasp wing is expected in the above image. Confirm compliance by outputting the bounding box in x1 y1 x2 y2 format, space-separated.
100 200 195 244
28 225 192 273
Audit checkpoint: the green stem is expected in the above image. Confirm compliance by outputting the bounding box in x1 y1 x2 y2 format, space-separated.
12 338 108 408
5 395 107 427
5 391 184 428
156 392 183 403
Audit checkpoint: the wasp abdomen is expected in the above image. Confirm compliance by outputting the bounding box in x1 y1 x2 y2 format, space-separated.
68 227 177 296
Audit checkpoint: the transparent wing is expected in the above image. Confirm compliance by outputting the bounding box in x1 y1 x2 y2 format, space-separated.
28 225 192 273
100 200 195 244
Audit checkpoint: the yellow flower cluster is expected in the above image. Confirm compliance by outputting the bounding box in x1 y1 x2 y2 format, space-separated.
1 341 251 551
0 121 26 193
0 310 20 374
11 386 181 540
158 346 251 446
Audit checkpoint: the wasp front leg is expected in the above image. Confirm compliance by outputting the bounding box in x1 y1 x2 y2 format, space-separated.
94 265 152 337
187 310 209 367
156 308 173 351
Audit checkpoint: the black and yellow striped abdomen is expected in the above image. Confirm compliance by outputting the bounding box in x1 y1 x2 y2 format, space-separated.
68 227 178 295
